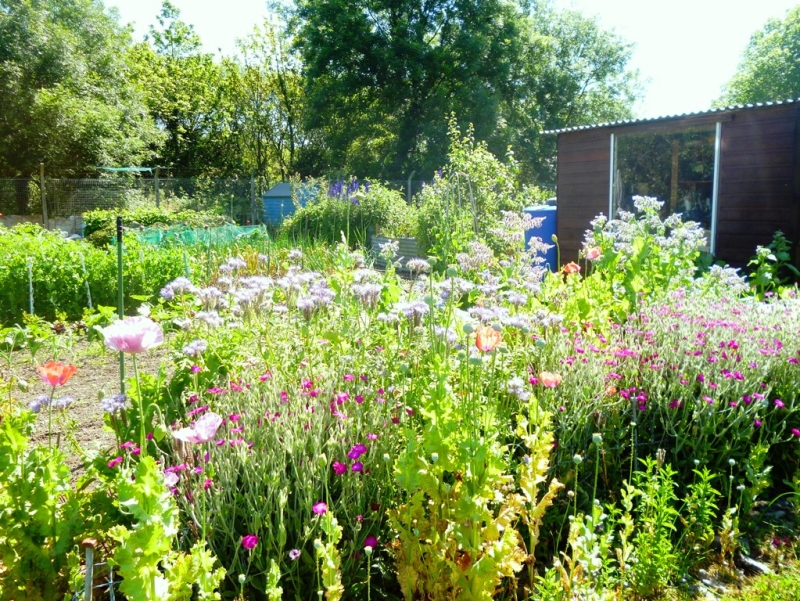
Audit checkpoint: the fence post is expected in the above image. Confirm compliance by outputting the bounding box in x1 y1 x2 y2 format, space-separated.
116 217 125 395
250 174 256 224
81 538 97 601
407 171 415 205
40 163 48 229
154 167 160 208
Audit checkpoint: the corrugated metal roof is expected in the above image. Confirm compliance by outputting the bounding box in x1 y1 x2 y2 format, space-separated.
543 98 800 135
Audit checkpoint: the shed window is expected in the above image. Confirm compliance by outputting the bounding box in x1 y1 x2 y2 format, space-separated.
611 125 719 248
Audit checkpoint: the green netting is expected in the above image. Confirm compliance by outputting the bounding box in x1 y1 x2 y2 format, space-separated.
118 224 269 246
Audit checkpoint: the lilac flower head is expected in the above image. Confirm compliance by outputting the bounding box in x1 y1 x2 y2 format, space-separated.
182 339 208 358
101 393 129 414
29 394 49 413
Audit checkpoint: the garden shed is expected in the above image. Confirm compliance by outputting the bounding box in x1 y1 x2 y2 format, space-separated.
548 99 800 267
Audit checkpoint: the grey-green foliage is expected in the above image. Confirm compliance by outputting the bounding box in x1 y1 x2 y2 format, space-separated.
0 0 161 177
717 6 800 105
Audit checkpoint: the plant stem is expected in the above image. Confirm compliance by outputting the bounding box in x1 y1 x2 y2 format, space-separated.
132 354 147 457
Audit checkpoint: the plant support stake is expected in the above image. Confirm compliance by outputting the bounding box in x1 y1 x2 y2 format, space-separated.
27 257 34 315
80 253 93 310
116 217 125 395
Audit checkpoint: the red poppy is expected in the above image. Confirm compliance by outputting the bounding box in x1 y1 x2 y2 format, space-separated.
36 361 77 387
475 326 502 352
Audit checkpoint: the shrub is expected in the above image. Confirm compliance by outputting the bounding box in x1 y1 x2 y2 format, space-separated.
83 207 229 246
414 118 529 262
280 178 415 248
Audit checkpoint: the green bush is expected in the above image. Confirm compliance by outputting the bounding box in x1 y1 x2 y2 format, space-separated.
414 118 535 262
280 179 416 248
0 223 194 325
83 207 229 246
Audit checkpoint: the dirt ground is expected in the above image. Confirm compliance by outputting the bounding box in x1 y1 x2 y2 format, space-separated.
8 336 170 472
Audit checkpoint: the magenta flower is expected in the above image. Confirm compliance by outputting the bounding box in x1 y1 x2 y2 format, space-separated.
775 399 785 409
351 461 364 473
203 478 213 490
332 461 347 475
101 316 164 354
754 419 763 428
792 428 800 437
364 535 379 548
242 534 259 550
173 412 223 444
312 501 327 515
348 443 367 459
108 456 123 468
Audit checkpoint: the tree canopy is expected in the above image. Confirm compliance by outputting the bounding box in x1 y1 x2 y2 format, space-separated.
717 6 800 106
0 0 640 184
290 0 640 180
0 0 161 176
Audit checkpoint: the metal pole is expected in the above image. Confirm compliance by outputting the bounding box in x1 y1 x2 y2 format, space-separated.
81 538 97 601
116 217 125 394
250 174 256 224
27 257 34 315
154 167 160 208
40 163 48 229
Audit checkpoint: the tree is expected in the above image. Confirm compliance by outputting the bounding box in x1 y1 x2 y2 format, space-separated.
500 5 641 183
226 18 318 181
0 0 161 181
289 0 639 182
291 0 527 178
717 6 800 106
127 1 232 176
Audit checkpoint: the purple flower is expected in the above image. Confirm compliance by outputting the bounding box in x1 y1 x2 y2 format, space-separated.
791 428 800 437
348 443 367 460
313 501 327 515
351 461 364 473
332 461 347 475
289 549 301 561
172 412 224 444
754 419 763 428
364 535 379 548
775 399 785 409
242 535 259 550
108 456 123 468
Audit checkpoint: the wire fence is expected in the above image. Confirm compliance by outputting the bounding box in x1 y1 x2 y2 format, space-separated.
0 176 261 223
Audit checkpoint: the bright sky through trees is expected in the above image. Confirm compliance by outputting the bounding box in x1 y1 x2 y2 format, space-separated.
108 0 799 121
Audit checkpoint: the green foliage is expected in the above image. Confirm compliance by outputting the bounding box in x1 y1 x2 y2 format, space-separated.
108 456 225 600
0 0 160 177
291 0 639 178
414 120 524 262
280 178 416 247
747 230 800 300
0 409 121 600
82 206 229 243
0 222 201 325
558 195 709 324
717 6 800 105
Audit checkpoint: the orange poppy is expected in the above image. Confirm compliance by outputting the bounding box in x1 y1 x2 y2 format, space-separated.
539 371 563 388
36 361 77 387
584 246 602 260
475 326 502 353
562 262 581 275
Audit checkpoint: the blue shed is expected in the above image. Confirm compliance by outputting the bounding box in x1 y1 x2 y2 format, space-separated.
263 183 295 225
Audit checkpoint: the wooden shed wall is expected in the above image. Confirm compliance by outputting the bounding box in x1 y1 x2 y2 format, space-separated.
555 104 800 267
555 130 609 262
715 104 800 266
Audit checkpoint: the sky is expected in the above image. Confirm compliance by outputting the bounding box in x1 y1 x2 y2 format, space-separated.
105 0 800 121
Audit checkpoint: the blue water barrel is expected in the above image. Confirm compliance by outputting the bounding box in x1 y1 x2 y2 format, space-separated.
524 205 558 271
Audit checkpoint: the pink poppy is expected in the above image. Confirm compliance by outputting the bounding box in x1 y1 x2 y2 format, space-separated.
173 412 223 444
101 316 164 354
